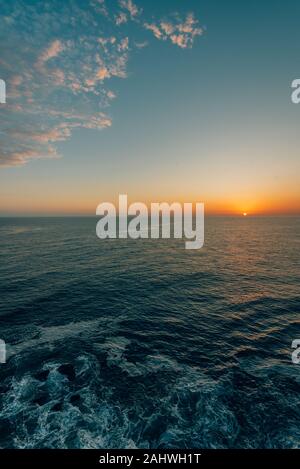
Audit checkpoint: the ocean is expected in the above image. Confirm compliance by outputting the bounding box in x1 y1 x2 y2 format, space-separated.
0 216 299 448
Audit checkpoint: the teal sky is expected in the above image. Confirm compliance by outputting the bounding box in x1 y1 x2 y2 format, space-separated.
0 0 300 215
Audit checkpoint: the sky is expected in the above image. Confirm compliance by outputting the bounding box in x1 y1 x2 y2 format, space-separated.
0 0 299 216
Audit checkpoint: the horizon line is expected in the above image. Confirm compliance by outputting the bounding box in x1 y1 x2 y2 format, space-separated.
0 213 299 218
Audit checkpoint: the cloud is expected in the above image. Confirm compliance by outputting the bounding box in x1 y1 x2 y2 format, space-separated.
144 13 204 48
37 40 65 68
0 1 204 167
119 0 141 19
115 12 128 26
144 23 163 40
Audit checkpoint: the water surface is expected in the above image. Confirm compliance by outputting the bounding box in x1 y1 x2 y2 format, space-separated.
0 216 299 448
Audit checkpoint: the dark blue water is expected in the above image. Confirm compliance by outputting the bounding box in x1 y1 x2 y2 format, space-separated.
0 216 299 448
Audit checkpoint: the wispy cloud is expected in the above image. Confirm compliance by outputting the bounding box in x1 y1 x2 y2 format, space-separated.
119 0 142 19
36 40 65 70
115 12 128 26
144 13 204 48
0 1 204 167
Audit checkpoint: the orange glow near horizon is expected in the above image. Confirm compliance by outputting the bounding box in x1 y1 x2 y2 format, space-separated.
0 192 299 216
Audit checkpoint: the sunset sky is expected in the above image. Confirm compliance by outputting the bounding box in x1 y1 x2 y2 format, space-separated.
0 0 299 216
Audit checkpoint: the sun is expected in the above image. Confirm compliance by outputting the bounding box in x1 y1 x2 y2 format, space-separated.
243 212 248 216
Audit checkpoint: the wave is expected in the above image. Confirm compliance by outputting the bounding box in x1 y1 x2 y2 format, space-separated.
1 350 300 449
